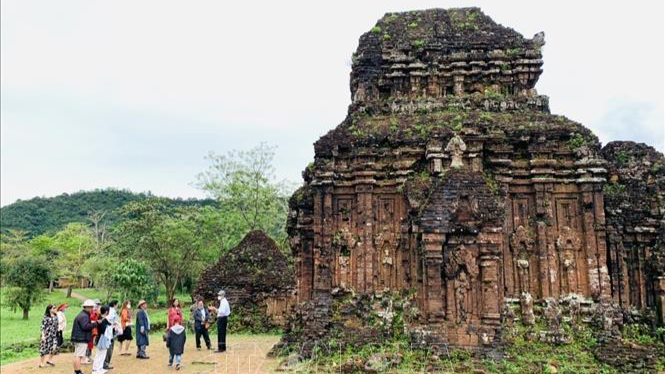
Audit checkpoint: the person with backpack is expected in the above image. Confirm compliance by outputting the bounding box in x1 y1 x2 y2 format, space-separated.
166 315 186 370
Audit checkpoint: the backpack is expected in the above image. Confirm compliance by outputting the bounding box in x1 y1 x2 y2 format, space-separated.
97 320 114 350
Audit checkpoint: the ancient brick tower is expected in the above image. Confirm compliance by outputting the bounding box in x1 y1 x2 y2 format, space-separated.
286 8 665 348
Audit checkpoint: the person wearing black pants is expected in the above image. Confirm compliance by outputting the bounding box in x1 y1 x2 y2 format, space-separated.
192 300 211 350
214 290 230 353
104 300 119 370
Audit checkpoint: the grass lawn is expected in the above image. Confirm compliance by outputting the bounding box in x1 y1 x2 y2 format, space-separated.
0 288 82 365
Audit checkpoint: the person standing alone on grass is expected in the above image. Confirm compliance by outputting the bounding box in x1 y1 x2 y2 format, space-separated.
166 315 186 370
117 301 133 355
56 303 69 353
135 300 151 359
92 306 111 374
39 304 59 368
215 290 230 353
192 299 211 350
103 300 120 370
71 300 98 374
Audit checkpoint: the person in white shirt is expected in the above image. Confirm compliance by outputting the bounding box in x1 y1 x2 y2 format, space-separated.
104 300 120 370
56 303 68 352
215 290 231 353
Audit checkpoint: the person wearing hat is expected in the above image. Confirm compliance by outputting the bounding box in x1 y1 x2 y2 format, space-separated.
56 303 69 351
214 290 231 353
71 299 99 374
135 300 151 359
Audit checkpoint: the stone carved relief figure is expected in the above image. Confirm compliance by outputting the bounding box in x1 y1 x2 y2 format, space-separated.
445 135 467 169
556 226 582 295
373 227 400 290
510 225 536 295
520 292 535 325
444 244 479 323
333 228 358 289
455 270 471 323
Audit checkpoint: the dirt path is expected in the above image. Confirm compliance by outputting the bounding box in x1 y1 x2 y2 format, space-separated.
58 288 87 302
1 335 282 374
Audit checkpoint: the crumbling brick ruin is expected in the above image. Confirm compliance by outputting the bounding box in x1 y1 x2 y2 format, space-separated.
193 230 295 329
281 8 665 354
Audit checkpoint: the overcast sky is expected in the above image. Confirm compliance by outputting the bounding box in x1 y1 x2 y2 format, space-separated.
2 1 663 206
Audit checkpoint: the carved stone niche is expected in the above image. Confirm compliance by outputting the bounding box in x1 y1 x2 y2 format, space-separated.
426 139 445 174
556 226 583 295
443 243 480 324
445 135 467 169
510 225 536 295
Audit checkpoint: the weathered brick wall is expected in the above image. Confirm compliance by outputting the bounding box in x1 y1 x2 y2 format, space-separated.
193 230 295 328
603 141 665 322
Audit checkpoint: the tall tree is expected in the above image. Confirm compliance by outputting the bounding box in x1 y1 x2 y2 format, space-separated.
53 223 95 297
0 229 31 280
196 142 292 244
29 234 60 292
4 256 52 319
117 199 209 303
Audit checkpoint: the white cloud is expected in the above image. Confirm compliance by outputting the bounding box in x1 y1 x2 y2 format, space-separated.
1 0 663 206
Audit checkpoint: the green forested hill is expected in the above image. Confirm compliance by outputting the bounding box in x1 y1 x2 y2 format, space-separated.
0 189 218 237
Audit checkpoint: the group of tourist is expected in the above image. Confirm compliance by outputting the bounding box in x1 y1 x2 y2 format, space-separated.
38 290 231 374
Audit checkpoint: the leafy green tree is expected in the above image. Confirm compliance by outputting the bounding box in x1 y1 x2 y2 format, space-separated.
53 223 95 297
4 256 52 319
116 199 210 303
109 258 156 303
0 229 31 280
29 234 61 292
196 142 292 246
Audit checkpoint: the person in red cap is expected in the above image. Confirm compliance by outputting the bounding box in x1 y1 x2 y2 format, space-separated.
56 303 69 352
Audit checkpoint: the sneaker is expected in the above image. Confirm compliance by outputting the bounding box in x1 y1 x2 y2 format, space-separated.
176 364 181 370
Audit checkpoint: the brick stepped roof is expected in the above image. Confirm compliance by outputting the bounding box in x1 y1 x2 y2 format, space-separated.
193 230 294 302
351 8 545 106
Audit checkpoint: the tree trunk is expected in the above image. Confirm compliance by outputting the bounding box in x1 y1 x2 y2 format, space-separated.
166 281 177 307
67 285 73 298
22 308 29 320
49 280 54 293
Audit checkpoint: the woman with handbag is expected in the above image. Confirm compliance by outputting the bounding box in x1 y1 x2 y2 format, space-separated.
92 306 111 374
